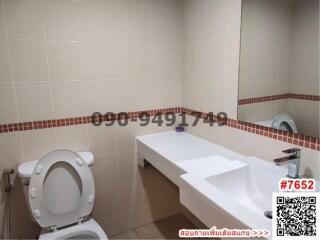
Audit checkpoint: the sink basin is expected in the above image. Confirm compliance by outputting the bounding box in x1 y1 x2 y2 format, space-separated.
206 164 278 216
180 157 284 238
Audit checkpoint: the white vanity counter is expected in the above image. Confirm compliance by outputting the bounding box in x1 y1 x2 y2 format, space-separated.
136 131 292 238
136 131 252 185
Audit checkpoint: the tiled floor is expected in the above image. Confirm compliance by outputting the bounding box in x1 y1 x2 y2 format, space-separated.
111 213 197 239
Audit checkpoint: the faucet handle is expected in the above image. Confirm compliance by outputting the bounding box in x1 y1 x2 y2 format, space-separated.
282 148 301 154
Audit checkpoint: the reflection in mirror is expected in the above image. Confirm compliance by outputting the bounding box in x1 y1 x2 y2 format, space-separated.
238 0 319 138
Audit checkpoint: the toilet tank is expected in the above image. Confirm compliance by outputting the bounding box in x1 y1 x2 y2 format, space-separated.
17 151 95 219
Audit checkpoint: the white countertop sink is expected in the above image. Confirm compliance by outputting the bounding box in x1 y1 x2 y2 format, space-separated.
180 157 286 237
136 131 318 239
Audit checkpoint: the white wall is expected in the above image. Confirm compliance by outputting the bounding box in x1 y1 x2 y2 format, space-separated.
181 0 320 180
289 0 320 137
0 0 182 238
238 0 320 138
182 0 242 119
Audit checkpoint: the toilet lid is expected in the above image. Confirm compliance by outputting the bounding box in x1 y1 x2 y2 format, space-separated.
272 113 298 134
28 149 95 229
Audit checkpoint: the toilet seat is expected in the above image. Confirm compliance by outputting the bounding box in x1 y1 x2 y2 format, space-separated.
272 113 298 134
28 149 95 229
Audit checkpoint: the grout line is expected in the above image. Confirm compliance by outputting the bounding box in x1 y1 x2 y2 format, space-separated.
1 0 26 161
40 1 58 147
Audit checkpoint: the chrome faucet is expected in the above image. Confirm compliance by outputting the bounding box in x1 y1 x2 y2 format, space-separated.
273 148 301 179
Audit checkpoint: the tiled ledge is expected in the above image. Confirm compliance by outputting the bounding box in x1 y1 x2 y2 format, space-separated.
0 107 319 151
239 93 320 105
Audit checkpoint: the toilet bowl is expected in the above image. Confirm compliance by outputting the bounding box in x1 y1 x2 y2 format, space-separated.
255 113 298 134
17 150 108 240
39 219 106 240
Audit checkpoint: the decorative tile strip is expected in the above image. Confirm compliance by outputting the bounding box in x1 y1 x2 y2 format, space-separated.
289 93 320 101
0 107 181 134
1 106 319 151
181 107 320 151
238 93 320 105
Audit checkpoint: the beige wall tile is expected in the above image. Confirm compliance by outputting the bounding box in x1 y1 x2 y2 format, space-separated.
47 41 82 81
9 39 48 82
116 122 139 152
15 82 53 122
96 212 123 237
84 80 119 114
108 3 137 43
93 184 120 218
88 125 117 156
204 78 225 113
117 150 138 182
0 38 11 82
116 80 140 112
110 0 137 6
92 153 118 187
43 0 77 41
0 132 23 169
55 125 89 152
139 79 163 110
139 44 181 79
137 6 180 44
155 44 181 79
162 78 181 108
136 0 159 8
111 43 138 79
21 128 56 160
121 204 153 231
119 179 145 210
0 1 5 37
4 0 43 39
0 83 18 123
51 81 86 118
185 0 207 43
76 0 109 41
81 42 112 80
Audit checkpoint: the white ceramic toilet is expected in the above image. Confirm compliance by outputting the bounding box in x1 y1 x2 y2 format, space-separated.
255 113 298 134
17 149 108 240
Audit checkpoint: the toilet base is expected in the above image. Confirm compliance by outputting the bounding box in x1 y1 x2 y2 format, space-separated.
39 219 108 240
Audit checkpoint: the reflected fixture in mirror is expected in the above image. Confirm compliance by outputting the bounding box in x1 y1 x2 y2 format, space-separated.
238 0 319 138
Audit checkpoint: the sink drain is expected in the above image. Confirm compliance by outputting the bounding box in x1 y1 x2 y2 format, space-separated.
264 211 273 219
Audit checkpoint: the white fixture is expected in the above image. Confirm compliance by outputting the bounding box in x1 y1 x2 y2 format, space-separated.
136 131 247 186
179 157 286 238
272 113 298 133
136 131 292 239
255 113 298 133
17 149 108 240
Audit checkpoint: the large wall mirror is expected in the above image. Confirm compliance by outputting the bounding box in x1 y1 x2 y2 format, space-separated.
238 0 319 138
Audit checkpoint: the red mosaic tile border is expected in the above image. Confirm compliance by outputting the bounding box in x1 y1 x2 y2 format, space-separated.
181 107 320 151
0 107 181 134
289 93 320 101
238 93 320 105
1 106 319 151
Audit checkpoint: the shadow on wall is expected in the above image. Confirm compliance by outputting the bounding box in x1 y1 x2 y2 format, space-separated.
138 165 182 234
0 177 7 239
7 178 40 239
